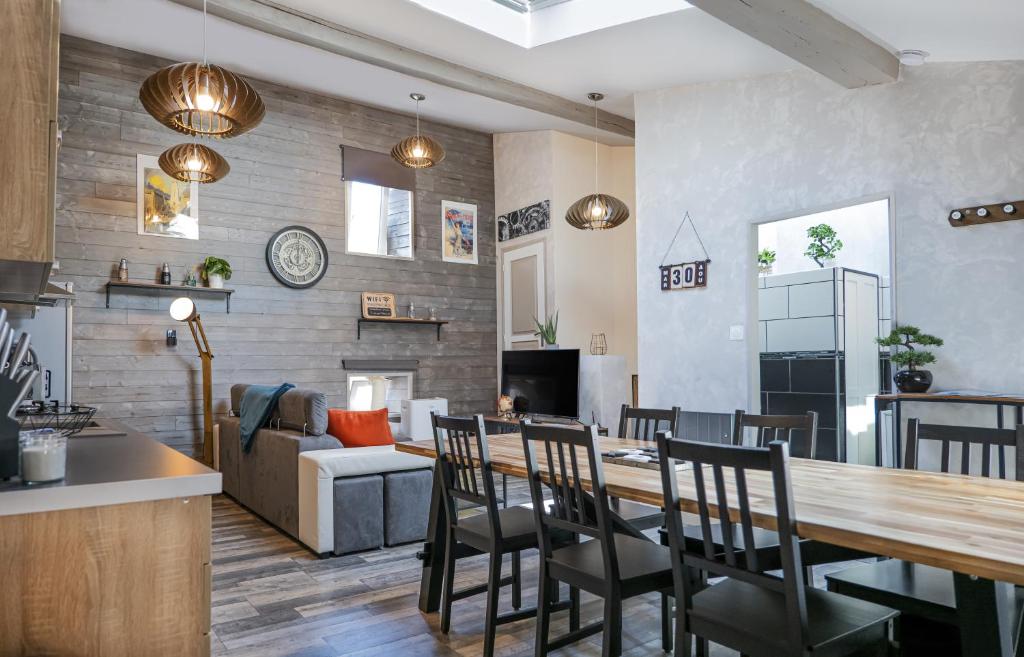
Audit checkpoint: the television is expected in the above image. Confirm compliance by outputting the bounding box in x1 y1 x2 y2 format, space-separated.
501 349 580 419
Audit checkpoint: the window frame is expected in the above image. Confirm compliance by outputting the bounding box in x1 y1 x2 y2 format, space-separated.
343 180 416 261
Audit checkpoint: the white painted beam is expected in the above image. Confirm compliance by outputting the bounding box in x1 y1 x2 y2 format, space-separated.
687 0 899 88
169 0 635 137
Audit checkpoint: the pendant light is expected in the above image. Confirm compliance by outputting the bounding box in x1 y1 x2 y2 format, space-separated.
391 93 446 169
159 142 230 184
564 93 630 231
139 0 265 138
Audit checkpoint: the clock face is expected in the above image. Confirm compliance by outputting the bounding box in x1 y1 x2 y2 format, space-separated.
266 226 329 288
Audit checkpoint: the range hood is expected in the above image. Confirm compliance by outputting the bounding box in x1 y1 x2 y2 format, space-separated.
0 259 73 306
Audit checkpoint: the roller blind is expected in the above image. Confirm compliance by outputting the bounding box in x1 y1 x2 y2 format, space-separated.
340 145 415 191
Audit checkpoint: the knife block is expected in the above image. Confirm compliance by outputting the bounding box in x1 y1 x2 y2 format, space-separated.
0 415 17 480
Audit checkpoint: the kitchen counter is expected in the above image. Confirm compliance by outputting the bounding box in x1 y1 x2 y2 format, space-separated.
0 419 221 516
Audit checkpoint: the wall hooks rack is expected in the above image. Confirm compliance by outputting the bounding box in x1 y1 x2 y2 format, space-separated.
948 200 1023 228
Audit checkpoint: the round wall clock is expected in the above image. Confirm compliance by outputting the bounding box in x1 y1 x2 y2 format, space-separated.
266 225 329 288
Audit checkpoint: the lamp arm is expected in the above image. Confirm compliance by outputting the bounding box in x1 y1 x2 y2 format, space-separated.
186 317 213 359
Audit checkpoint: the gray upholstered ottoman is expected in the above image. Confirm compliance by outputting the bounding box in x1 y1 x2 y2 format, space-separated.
383 469 433 546
333 475 384 554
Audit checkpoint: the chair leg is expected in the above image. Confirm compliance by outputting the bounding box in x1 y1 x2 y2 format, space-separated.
569 586 580 632
483 551 503 657
511 550 522 610
661 592 672 652
535 564 553 657
602 595 623 657
440 529 457 634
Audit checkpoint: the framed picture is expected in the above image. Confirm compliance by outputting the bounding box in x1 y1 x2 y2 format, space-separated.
442 200 478 264
361 291 397 318
137 154 199 240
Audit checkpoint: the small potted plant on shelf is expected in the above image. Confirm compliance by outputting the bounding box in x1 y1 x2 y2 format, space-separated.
877 325 944 393
533 311 559 349
201 256 232 289
757 248 776 275
804 224 843 268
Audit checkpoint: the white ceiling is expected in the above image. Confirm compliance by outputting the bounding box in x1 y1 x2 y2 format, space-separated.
62 0 1024 144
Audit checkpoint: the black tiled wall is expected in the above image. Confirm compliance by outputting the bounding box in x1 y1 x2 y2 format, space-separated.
760 353 845 461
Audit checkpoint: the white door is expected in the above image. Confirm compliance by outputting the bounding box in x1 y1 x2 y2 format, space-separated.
502 242 545 350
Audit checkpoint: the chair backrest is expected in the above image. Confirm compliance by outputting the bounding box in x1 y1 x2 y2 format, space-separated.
657 432 809 653
618 404 681 441
520 420 619 579
733 410 819 459
431 413 502 536
904 418 1024 480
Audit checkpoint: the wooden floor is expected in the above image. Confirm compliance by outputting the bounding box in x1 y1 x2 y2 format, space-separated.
210 494 737 657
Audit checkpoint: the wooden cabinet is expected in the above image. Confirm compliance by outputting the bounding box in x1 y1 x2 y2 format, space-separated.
0 0 60 264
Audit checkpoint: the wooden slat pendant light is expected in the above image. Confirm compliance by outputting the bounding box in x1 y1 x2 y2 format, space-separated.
391 93 446 169
565 93 629 230
159 142 230 184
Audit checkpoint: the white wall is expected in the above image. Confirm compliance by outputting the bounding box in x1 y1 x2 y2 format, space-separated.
494 131 638 376
636 62 1024 414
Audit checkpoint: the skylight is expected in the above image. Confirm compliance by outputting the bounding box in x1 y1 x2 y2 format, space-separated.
409 0 685 47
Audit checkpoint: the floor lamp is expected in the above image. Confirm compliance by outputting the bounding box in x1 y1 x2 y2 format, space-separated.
170 297 214 466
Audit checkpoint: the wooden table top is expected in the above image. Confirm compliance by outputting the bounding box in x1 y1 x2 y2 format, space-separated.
397 434 1024 586
876 392 1024 404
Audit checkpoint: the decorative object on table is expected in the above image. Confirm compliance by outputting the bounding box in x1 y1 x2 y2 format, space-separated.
659 211 711 291
361 292 397 319
948 199 1024 228
18 429 66 484
497 394 514 419
184 269 198 287
160 262 172 285
533 311 559 349
117 258 129 281
137 154 199 239
158 142 230 184
0 309 39 480
877 325 944 393
590 333 608 355
498 200 550 242
805 223 843 268
407 302 416 319
391 93 445 169
265 225 329 288
16 400 97 435
565 93 630 230
441 200 478 264
757 248 776 275
169 297 215 466
200 256 231 289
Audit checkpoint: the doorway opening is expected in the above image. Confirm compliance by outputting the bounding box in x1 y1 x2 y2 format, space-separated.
754 198 893 464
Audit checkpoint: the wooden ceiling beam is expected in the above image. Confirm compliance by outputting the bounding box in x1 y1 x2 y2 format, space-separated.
687 0 899 89
169 0 635 138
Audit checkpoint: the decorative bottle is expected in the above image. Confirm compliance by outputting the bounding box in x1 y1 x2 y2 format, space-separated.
160 263 171 285
117 258 128 281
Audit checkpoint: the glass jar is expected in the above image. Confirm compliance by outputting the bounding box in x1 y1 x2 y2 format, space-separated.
19 429 67 484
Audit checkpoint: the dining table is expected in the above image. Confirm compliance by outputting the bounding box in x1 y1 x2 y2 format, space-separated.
397 433 1024 657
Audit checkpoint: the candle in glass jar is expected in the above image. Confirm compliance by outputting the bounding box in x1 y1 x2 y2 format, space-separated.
20 431 67 484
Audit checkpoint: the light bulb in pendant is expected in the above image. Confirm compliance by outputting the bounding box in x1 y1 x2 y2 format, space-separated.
591 203 604 218
412 145 425 158
195 92 216 111
187 157 203 171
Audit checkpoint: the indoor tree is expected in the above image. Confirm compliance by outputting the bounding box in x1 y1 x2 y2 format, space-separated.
877 325 944 371
804 224 843 267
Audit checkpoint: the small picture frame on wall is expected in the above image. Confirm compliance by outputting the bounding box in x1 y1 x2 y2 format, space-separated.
361 292 397 318
136 154 199 240
442 200 478 265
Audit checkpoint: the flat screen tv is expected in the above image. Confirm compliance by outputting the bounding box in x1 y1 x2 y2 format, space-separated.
501 349 580 419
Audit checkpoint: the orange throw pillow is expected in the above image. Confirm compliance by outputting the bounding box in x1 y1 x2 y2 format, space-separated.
327 408 395 448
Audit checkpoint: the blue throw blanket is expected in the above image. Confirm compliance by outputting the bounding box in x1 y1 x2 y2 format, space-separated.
239 383 295 452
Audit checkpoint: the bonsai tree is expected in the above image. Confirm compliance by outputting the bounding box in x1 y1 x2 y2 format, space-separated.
200 256 232 282
533 311 559 346
757 248 776 273
804 224 843 267
877 325 944 371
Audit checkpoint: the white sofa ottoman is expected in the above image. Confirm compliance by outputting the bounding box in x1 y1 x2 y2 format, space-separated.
298 445 434 555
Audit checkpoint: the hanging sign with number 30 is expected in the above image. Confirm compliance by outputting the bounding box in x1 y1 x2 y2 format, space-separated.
659 260 709 291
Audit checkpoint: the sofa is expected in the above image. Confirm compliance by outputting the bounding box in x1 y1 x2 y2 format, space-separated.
219 384 435 556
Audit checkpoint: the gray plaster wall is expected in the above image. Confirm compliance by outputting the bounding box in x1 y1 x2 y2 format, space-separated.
636 62 1024 417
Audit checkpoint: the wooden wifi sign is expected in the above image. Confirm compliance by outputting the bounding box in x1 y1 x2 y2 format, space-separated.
948 200 1023 228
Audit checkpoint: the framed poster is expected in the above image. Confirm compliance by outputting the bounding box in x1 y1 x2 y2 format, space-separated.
361 292 397 318
136 154 199 239
442 200 478 264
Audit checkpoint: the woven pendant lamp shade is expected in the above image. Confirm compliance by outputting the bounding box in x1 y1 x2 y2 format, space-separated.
390 135 446 169
140 62 265 138
159 143 230 184
565 193 630 230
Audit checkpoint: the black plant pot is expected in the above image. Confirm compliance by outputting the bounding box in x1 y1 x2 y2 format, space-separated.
894 369 933 393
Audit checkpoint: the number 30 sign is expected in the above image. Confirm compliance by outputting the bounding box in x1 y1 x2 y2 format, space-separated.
659 260 709 291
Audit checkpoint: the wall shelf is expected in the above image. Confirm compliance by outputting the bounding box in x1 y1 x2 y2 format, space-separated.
105 280 235 313
357 317 448 341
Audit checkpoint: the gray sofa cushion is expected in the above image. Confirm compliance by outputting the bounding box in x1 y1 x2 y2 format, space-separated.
229 383 328 436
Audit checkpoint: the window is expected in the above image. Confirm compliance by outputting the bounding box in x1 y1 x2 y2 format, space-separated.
345 181 413 259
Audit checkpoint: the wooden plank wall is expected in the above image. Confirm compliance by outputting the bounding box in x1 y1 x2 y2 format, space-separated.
56 36 497 457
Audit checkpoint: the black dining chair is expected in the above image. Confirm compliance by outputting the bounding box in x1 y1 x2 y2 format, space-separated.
657 433 898 657
825 419 1024 656
610 404 681 531
431 413 577 657
521 419 674 657
733 409 819 458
